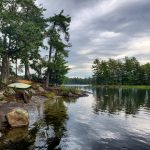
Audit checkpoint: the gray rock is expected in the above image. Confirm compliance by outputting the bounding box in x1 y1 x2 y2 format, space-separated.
0 132 2 138
29 89 37 95
38 87 45 93
0 100 7 105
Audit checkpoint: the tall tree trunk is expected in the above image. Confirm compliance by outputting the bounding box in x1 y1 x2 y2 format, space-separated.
1 34 9 84
1 54 9 84
25 63 30 80
45 44 53 88
45 23 56 88
16 59 18 78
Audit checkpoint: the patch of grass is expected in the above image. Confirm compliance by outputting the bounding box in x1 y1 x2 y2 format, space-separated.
60 87 82 96
121 85 150 89
43 92 56 98
92 85 150 89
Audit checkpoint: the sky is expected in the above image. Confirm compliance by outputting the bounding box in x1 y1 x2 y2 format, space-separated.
36 0 150 78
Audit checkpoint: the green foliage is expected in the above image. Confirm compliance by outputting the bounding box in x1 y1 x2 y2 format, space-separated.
0 1 71 85
44 98 68 132
64 77 92 84
0 0 46 82
92 57 150 85
60 86 82 96
45 10 71 86
44 92 56 98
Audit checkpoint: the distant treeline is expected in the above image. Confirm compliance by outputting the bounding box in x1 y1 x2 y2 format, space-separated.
92 57 150 85
65 77 92 85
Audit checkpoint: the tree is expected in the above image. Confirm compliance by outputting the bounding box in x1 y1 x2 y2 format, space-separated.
0 0 20 83
16 0 46 80
92 59 100 84
45 10 71 87
141 63 150 85
92 57 149 85
0 0 46 83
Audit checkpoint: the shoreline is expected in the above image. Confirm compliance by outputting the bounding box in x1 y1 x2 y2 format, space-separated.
91 85 150 89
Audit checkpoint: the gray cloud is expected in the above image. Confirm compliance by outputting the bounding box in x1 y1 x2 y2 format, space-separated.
37 0 150 77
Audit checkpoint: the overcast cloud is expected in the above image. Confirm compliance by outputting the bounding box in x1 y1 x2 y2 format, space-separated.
36 0 150 77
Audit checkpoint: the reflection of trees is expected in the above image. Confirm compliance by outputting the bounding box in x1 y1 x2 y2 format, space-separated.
44 99 68 149
93 88 150 114
0 99 68 150
64 98 77 103
0 127 34 149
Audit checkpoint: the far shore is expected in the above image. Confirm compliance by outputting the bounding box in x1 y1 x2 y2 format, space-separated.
91 85 150 89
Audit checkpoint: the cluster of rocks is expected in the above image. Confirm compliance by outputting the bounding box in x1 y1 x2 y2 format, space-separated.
0 84 46 129
0 84 89 130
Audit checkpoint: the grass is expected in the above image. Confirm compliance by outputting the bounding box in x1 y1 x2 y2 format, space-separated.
43 92 56 98
60 86 82 95
120 85 150 89
92 85 150 89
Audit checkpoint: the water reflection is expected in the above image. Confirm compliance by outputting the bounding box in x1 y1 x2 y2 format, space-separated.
0 86 150 150
93 87 150 114
44 98 68 149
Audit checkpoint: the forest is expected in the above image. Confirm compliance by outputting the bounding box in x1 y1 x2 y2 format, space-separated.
0 0 71 87
64 77 92 85
92 57 150 85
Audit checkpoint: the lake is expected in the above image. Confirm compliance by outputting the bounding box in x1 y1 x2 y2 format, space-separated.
1 86 150 150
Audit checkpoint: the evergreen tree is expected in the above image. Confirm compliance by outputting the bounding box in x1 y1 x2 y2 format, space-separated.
45 10 71 87
92 57 150 85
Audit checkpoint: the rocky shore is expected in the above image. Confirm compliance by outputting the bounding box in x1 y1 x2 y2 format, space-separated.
0 84 89 143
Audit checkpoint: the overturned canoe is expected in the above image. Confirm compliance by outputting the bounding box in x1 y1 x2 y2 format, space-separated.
8 83 31 89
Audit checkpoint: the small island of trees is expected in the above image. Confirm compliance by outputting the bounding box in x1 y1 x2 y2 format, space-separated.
92 57 150 85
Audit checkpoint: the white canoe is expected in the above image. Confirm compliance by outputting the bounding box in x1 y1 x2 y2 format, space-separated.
8 83 31 89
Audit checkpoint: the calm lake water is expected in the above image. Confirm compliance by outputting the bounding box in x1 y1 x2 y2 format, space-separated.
1 86 150 150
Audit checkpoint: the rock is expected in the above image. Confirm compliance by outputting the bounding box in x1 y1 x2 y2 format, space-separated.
0 132 2 138
32 84 41 90
6 108 29 128
0 92 5 101
29 89 37 95
3 88 16 97
38 87 45 93
68 92 76 97
0 100 7 105
15 90 32 103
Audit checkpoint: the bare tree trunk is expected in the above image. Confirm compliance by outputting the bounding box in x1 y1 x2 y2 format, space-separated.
25 63 30 80
1 54 9 84
16 59 18 78
45 44 53 88
45 71 50 88
45 23 56 88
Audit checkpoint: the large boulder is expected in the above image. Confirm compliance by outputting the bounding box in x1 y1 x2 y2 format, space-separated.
6 108 29 128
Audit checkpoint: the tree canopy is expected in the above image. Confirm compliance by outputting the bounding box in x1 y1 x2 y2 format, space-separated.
0 0 71 86
92 57 150 85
